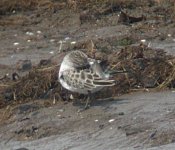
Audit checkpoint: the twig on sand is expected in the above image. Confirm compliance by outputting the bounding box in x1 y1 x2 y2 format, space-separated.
158 64 175 89
37 64 59 71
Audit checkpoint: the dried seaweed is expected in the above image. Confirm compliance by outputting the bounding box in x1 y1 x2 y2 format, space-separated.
0 44 175 108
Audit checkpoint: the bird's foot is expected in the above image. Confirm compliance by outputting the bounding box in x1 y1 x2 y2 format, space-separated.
77 104 90 113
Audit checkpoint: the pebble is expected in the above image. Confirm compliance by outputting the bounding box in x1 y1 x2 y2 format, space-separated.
70 94 74 100
13 42 19 46
26 31 34 36
148 42 152 47
108 119 115 123
167 34 171 37
37 30 42 34
145 88 149 92
71 41 76 44
58 109 64 112
118 112 125 115
15 148 29 150
49 51 54 54
50 39 55 42
65 37 71 40
140 39 146 43
16 59 32 71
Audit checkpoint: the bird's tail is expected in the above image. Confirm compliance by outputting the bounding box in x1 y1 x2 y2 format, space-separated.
107 70 128 75
93 70 128 87
93 79 116 87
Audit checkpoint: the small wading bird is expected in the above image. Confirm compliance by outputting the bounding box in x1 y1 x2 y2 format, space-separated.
59 50 123 110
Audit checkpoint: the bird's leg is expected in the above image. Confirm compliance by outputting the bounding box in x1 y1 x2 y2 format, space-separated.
84 96 90 109
77 92 92 112
84 91 92 109
79 94 86 103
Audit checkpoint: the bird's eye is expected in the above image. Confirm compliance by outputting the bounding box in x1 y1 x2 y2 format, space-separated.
60 74 64 80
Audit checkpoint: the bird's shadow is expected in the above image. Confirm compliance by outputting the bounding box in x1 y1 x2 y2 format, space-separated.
72 97 129 108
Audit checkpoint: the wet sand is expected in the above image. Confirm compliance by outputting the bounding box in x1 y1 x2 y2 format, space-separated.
1 91 175 150
1 1 175 149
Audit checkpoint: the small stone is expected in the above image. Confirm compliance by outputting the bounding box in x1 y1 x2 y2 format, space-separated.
70 94 74 100
140 39 146 43
166 110 171 113
12 72 20 81
50 39 55 42
99 124 104 129
26 32 34 36
148 42 152 47
15 148 28 150
16 60 32 71
39 59 51 66
13 42 19 46
145 88 149 92
58 109 64 112
37 30 42 34
168 34 171 37
49 51 54 54
71 41 76 44
118 112 125 115
65 37 71 40
108 119 115 123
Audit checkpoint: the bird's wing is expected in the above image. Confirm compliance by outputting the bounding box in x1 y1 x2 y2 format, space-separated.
62 69 115 91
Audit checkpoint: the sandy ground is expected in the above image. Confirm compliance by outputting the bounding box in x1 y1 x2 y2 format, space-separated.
1 1 175 150
1 91 175 150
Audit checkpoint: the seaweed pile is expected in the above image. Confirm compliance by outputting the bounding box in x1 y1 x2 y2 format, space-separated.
0 44 175 108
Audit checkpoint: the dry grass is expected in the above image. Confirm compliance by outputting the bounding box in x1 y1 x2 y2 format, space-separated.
158 62 175 89
0 0 175 108
0 0 67 26
0 15 30 26
0 0 174 14
0 0 66 15
0 0 52 11
0 44 175 109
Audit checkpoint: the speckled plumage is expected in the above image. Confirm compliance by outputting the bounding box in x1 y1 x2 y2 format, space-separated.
59 50 115 94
